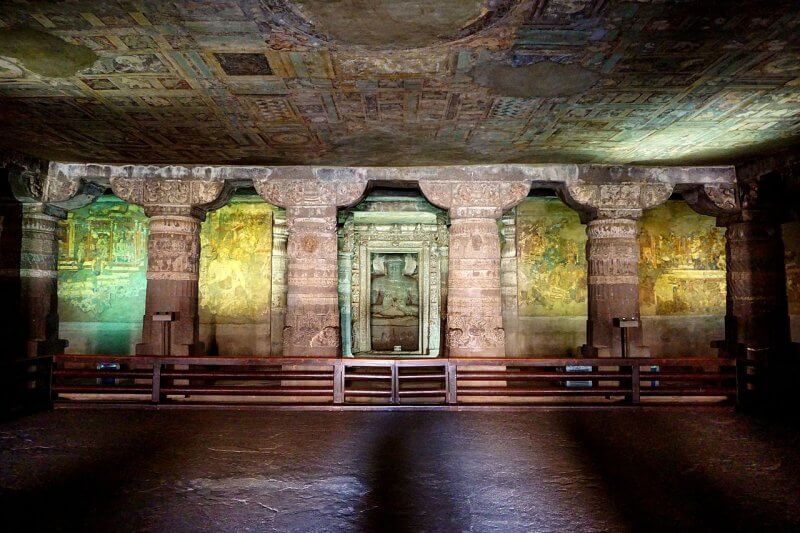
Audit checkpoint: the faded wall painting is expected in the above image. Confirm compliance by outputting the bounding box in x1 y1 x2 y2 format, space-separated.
639 201 726 316
199 198 274 325
784 221 800 317
58 195 148 323
370 253 420 352
516 198 587 317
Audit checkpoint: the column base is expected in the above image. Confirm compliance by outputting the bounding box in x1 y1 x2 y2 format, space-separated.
580 344 650 358
26 338 68 357
283 345 339 357
135 341 204 357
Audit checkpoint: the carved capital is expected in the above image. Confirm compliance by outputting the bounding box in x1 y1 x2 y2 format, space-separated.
683 184 740 217
6 160 103 215
253 177 367 209
559 180 673 221
109 177 231 220
419 179 530 219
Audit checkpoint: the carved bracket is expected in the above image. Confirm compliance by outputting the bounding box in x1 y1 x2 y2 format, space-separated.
418 178 531 219
109 177 232 219
6 159 104 216
682 184 740 218
253 177 367 208
558 180 673 221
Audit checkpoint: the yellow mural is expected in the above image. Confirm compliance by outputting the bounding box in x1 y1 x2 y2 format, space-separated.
784 221 800 316
199 198 274 324
516 198 587 317
515 198 727 318
639 201 726 316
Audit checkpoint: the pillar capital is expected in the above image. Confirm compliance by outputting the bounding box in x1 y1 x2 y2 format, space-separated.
419 178 530 219
559 180 673 222
682 184 740 218
109 177 231 220
253 176 367 209
8 160 104 216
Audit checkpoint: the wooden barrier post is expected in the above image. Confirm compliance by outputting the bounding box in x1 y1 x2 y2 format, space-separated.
446 361 458 405
151 361 162 404
333 360 344 404
630 362 640 404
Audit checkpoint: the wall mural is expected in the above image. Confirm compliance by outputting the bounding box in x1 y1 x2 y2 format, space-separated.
516 198 587 317
516 198 727 318
784 221 800 316
198 198 274 325
639 202 726 316
58 195 148 323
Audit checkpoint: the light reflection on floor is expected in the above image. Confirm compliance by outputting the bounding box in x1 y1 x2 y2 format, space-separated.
1 408 799 532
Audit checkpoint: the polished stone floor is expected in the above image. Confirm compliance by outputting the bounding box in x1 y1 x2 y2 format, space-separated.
1 407 799 532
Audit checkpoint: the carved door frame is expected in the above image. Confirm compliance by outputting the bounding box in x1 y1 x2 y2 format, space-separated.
348 226 444 357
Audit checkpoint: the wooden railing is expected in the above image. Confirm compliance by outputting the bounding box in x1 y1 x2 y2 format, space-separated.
50 355 738 407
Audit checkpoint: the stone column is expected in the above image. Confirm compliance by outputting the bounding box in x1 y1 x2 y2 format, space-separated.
4 160 103 356
110 177 230 356
718 176 791 352
683 183 742 354
420 179 530 357
254 175 367 357
19 204 67 356
270 210 288 355
560 181 673 358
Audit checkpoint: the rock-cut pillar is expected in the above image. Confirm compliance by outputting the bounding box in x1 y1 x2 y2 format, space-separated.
720 176 791 352
560 180 673 358
5 160 103 356
584 216 644 357
111 177 230 356
254 174 367 357
420 179 530 357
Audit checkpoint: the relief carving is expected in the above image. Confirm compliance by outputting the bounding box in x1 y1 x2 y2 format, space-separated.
418 179 529 357
560 181 673 221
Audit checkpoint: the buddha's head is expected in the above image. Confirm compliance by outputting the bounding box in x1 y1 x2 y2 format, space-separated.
385 255 405 279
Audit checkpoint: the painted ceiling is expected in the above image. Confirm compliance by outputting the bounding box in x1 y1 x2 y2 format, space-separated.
0 0 798 166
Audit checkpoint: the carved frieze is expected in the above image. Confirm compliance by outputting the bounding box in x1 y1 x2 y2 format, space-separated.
419 179 531 219
560 181 673 221
683 184 740 218
253 177 367 209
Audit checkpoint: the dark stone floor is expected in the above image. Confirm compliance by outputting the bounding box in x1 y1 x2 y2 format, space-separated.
2 407 800 532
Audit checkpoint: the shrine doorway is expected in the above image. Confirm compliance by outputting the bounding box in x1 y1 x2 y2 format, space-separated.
338 190 448 357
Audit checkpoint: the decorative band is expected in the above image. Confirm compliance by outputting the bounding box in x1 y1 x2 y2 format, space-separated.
588 275 639 285
0 268 58 278
146 272 199 281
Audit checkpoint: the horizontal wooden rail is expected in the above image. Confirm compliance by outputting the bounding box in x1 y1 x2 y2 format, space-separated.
50 354 738 407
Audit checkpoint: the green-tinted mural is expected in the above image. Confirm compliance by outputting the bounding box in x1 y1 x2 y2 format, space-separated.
58 195 148 323
516 198 587 317
199 198 274 325
639 202 726 316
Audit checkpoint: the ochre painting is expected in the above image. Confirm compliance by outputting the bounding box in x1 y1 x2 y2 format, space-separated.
199 198 274 325
516 198 587 317
639 202 726 316
784 221 800 316
516 198 727 318
58 195 148 323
